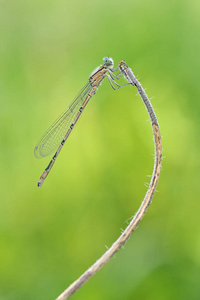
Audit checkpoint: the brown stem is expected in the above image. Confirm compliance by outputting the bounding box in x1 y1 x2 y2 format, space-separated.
55 61 162 300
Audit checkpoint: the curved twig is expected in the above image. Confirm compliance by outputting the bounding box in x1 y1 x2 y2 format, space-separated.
56 61 162 300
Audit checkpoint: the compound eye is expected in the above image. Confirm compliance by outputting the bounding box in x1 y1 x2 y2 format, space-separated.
103 57 113 66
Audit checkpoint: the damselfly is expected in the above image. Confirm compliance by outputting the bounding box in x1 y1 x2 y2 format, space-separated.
35 57 126 187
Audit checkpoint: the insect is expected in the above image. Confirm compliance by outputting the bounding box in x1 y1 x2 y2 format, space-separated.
35 57 126 187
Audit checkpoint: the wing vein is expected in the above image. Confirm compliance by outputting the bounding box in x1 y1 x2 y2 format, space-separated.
34 81 91 159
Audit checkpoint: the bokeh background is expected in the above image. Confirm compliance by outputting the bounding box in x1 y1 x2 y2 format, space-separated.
0 0 199 299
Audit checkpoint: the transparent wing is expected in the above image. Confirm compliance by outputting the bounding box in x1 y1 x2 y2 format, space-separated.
34 81 92 159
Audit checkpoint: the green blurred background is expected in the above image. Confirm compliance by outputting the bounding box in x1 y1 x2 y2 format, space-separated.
0 0 199 299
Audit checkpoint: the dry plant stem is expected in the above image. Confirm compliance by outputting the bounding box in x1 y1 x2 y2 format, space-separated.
56 61 162 300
